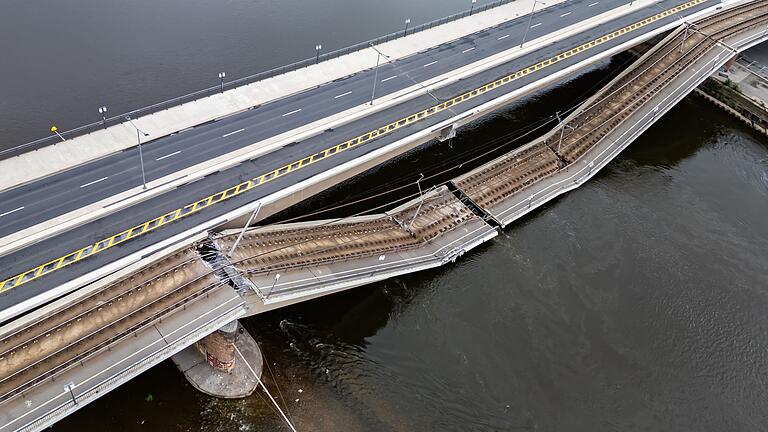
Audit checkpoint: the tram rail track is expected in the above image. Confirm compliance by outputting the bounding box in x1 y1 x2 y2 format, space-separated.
1 0 766 414
456 0 768 211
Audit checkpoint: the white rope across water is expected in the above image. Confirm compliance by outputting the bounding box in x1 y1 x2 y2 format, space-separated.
234 344 298 432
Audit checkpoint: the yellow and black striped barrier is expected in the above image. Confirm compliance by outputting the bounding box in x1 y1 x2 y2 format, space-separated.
0 0 705 294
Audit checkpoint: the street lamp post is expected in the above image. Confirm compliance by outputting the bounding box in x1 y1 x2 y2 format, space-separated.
403 18 411 37
267 273 281 297
520 0 546 48
98 106 108 129
218 72 226 93
369 43 391 105
470 0 477 15
315 44 323 64
125 116 149 190
680 24 690 53
228 202 262 258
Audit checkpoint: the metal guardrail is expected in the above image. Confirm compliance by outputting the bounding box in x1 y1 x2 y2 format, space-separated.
2 0 515 160
736 53 768 80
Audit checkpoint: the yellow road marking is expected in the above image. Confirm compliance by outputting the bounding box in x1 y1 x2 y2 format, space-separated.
0 0 704 294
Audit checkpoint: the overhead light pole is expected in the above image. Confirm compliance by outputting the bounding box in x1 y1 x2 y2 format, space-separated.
228 202 262 258
218 72 226 93
520 0 546 48
403 18 411 37
315 44 323 64
98 106 108 129
125 116 149 190
470 0 477 15
369 43 391 105
555 111 574 154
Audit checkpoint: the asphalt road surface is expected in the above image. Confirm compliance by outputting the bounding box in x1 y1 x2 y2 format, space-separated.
0 0 715 312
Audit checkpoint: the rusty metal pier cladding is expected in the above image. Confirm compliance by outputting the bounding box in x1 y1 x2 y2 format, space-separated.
453 0 768 226
0 248 243 432
210 186 497 312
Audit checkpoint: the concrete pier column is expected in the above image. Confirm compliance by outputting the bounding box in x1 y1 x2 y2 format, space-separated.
724 54 737 72
171 320 263 398
195 320 238 372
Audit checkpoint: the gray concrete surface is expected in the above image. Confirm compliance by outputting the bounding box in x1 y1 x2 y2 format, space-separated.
0 0 720 318
172 322 263 399
0 0 578 191
0 284 244 432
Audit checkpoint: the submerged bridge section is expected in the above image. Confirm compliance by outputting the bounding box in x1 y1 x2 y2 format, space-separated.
2 0 768 429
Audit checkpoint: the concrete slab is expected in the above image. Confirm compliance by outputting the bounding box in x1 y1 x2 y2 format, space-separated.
459 19 768 229
171 321 262 399
0 0 722 272
0 284 244 432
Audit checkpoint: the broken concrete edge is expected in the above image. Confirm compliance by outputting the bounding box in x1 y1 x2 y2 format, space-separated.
0 0 690 261
171 321 263 399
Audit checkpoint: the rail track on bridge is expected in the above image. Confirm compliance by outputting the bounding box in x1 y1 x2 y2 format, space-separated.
0 249 223 403
0 186 483 405
454 0 768 213
214 187 478 275
1 0 767 418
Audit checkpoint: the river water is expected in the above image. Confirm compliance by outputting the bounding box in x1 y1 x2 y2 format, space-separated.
3 1 768 431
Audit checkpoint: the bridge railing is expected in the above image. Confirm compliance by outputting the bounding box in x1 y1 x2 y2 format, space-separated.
2 0 514 160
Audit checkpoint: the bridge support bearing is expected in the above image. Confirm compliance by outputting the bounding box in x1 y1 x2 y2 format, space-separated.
171 320 263 398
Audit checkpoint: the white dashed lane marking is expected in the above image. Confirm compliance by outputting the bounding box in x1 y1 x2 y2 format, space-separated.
80 177 109 189
222 128 245 138
282 109 302 117
156 150 182 161
0 207 24 218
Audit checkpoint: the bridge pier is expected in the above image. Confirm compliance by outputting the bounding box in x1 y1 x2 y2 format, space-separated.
171 320 263 398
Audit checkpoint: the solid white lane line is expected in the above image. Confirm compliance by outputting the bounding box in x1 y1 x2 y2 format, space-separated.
282 108 302 117
79 177 109 188
156 150 182 161
381 75 398 82
588 2 599 6
0 207 24 218
222 128 245 138
560 11 572 17
423 60 438 67
462 47 476 53
498 34 510 40
531 22 542 28
334 91 352 99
